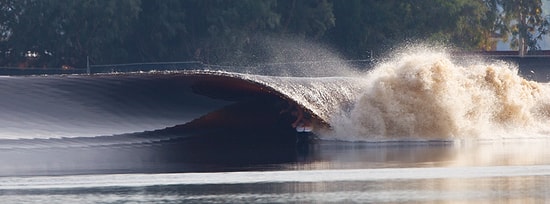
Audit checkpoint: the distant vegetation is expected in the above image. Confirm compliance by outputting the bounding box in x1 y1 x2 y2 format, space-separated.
0 0 548 68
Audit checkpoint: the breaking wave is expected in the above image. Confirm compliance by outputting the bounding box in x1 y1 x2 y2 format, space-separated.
2 47 550 145
326 49 550 141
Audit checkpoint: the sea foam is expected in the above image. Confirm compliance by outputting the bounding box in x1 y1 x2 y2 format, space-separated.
326 49 550 141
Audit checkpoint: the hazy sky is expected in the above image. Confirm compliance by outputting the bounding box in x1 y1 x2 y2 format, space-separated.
497 0 550 50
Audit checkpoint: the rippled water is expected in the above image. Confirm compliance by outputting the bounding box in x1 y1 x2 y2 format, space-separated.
1 139 550 203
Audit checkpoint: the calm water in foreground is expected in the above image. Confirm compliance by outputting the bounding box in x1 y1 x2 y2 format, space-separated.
1 138 549 203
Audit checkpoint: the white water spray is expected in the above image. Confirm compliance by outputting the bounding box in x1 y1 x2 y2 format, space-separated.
326 48 550 141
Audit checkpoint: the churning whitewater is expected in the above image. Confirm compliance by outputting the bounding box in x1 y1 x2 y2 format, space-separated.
327 50 550 141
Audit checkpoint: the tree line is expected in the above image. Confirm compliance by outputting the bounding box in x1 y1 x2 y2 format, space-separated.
0 0 548 68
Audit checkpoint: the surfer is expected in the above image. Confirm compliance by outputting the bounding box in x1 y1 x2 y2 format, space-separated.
290 104 313 132
279 101 312 132
291 105 304 128
285 103 315 144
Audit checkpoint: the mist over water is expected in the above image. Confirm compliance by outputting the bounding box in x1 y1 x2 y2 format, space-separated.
219 37 361 77
326 48 550 141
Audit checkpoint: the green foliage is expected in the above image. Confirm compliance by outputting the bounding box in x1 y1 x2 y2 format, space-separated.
0 0 548 68
327 0 500 59
1 0 140 67
492 0 549 54
125 0 187 62
277 0 335 38
188 0 282 64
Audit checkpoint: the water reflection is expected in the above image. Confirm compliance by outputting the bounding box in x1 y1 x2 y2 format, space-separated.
2 174 548 203
2 138 550 203
2 136 550 176
285 138 550 170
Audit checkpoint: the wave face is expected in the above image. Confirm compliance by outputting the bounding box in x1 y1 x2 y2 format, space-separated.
0 71 364 145
327 51 550 141
0 73 230 140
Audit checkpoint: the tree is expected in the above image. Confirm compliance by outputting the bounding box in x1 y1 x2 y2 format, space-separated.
327 0 498 59
1 0 141 67
125 0 187 63
491 0 549 56
166 0 282 65
277 0 335 39
399 0 498 51
0 0 15 41
3 0 544 68
0 0 18 66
